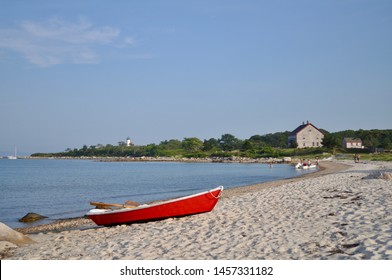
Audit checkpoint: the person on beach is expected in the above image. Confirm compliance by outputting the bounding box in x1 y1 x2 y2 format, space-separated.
315 157 319 166
307 159 311 167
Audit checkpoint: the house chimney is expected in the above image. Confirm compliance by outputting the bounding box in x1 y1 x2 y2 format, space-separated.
302 121 305 125
307 120 309 124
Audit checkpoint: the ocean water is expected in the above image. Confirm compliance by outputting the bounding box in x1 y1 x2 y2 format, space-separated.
0 159 312 228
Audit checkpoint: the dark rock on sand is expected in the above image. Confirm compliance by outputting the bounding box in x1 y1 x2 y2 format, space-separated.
19 212 48 223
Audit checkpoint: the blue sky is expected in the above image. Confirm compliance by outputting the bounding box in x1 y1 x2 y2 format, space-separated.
0 0 391 155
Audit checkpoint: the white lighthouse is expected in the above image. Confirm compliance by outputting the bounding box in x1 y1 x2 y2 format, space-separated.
126 137 132 147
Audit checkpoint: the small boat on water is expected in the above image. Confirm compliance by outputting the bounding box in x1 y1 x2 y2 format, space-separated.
295 163 317 170
87 186 224 226
7 146 17 160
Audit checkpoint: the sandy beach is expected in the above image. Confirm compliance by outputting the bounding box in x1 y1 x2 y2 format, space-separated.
2 160 392 260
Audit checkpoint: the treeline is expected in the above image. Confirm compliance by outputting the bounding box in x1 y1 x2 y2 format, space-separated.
31 129 392 158
32 132 291 158
323 129 392 150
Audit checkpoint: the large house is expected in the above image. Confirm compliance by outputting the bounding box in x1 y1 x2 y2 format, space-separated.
342 138 363 149
288 121 324 148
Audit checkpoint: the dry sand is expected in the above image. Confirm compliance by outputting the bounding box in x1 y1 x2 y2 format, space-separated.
2 160 392 260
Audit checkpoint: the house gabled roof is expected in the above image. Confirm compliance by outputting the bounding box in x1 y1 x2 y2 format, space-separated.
289 122 324 136
343 137 362 143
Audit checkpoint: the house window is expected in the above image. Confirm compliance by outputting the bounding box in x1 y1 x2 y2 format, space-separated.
303 143 306 147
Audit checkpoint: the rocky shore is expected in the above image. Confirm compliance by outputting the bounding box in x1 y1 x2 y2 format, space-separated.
29 155 296 164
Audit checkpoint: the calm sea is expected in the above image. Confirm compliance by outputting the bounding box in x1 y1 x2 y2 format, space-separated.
0 159 312 228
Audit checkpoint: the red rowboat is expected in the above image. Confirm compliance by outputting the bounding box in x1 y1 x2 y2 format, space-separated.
87 186 223 226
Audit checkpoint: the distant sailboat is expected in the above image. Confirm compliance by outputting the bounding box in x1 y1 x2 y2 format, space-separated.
7 146 17 160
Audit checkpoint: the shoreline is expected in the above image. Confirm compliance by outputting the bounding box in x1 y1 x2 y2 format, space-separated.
27 155 296 164
14 161 349 235
4 160 392 260
222 160 350 199
8 157 297 233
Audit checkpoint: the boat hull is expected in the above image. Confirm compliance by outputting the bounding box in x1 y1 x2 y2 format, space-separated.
295 163 317 170
87 186 223 226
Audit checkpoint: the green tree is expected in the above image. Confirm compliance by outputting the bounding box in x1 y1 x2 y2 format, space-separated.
381 137 392 149
159 139 182 150
248 135 267 148
203 138 220 151
219 134 242 151
289 140 298 148
182 137 203 152
322 133 340 148
241 140 254 151
145 144 159 156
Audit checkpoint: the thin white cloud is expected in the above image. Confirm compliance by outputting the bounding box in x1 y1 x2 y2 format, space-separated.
123 37 135 45
0 17 133 67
